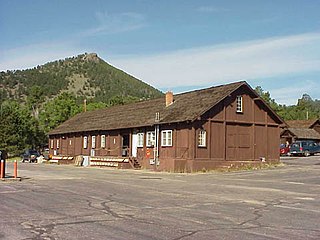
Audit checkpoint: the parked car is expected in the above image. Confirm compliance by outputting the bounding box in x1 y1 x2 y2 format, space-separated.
289 141 320 157
22 149 40 163
280 144 290 156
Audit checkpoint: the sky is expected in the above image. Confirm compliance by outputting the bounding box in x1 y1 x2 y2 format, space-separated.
1 0 320 105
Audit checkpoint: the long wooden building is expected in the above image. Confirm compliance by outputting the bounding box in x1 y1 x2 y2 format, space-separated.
48 81 284 172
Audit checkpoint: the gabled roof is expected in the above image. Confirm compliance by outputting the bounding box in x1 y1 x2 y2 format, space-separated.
49 81 282 135
285 128 320 140
286 119 319 129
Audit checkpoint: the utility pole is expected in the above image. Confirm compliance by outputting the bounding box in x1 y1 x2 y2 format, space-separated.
83 99 87 112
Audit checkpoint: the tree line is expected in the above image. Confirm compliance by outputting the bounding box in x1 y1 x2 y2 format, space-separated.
0 90 146 156
255 87 320 121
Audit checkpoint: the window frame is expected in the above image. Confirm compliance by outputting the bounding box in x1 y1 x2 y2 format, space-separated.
198 130 207 147
56 139 60 149
236 95 243 113
83 136 88 149
101 135 106 148
137 132 144 148
161 130 173 147
50 139 54 149
146 131 156 147
91 135 96 149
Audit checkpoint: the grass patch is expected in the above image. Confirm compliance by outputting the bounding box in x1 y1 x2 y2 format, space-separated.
6 157 21 162
194 162 285 174
215 162 285 173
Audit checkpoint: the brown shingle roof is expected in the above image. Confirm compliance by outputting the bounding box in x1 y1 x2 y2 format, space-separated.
288 128 320 140
286 119 318 128
49 81 278 135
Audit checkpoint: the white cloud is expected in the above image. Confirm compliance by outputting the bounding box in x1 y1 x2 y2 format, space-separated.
110 32 320 90
0 41 83 71
83 11 146 36
269 80 319 105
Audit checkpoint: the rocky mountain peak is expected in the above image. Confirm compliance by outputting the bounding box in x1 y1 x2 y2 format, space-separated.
81 52 100 63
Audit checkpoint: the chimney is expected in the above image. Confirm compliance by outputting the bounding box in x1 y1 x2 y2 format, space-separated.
165 91 174 107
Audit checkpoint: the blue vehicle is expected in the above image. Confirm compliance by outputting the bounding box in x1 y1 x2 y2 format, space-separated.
289 140 320 157
22 149 40 163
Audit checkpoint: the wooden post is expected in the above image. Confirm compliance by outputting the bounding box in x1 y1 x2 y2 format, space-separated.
14 160 18 178
252 98 255 160
223 104 227 160
0 160 4 178
265 112 268 160
174 127 177 158
208 120 211 159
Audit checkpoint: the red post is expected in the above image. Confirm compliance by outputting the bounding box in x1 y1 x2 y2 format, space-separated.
14 160 18 178
0 160 4 179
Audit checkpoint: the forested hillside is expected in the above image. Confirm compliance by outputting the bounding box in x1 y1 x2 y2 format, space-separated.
0 53 163 155
0 53 162 104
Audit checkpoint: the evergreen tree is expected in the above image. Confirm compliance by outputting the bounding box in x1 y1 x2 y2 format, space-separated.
0 101 43 155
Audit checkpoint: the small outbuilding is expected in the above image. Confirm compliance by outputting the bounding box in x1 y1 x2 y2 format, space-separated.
281 119 320 144
49 81 284 172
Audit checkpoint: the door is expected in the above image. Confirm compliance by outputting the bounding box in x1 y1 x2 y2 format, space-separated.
226 124 237 160
132 133 138 157
122 134 130 156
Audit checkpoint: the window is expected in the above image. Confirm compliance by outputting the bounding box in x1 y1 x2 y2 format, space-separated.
161 130 172 147
236 95 243 113
56 139 60 149
101 135 106 148
83 136 88 149
146 131 156 147
198 130 206 147
50 139 54 149
137 133 144 147
92 136 96 149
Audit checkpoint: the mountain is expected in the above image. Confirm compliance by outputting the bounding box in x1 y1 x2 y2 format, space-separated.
0 53 163 104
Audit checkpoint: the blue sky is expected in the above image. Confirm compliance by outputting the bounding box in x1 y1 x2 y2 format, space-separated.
1 0 319 105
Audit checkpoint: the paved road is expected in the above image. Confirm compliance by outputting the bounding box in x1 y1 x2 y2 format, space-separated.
1 156 320 240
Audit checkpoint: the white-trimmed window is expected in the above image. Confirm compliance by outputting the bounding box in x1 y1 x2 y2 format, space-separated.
161 130 172 147
92 136 96 149
236 95 243 113
56 139 60 149
83 136 88 149
50 139 54 149
146 131 156 147
137 133 144 147
101 135 106 148
198 130 207 147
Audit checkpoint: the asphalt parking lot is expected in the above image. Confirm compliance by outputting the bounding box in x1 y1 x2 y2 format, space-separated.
1 156 320 240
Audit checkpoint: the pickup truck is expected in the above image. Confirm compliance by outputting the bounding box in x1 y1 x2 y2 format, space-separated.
289 140 320 157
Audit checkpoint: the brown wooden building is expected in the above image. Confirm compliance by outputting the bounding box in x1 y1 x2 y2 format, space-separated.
49 81 284 172
281 119 320 144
